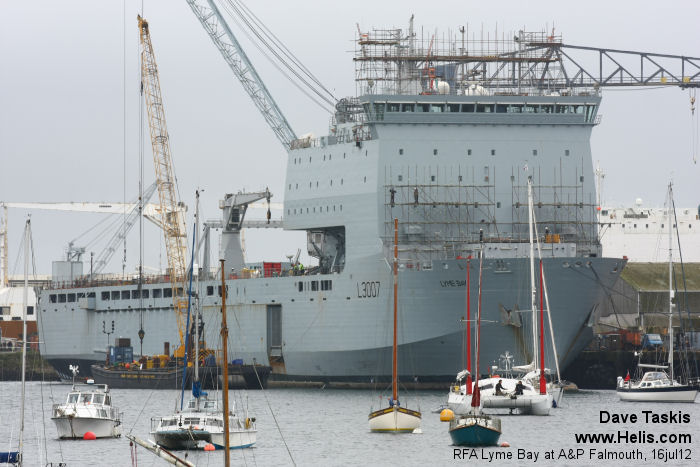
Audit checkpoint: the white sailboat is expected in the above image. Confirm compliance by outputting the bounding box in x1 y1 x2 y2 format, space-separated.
448 178 556 415
152 190 257 450
617 183 698 403
368 218 421 432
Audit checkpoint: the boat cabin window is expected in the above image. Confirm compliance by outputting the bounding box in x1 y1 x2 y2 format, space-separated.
461 104 475 112
187 400 196 409
68 393 79 404
401 103 414 112
111 291 120 300
101 292 110 301
476 104 494 113
206 286 214 296
104 395 111 406
121 291 130 300
58 294 66 303
153 288 162 298
207 418 223 427
416 103 431 112
447 103 460 112
183 417 200 425
132 289 140 299
496 104 508 113
430 104 444 113
93 394 105 405
81 394 92 404
203 401 217 409
641 372 669 382
163 288 172 298
49 294 57 303
311 281 319 291
387 103 400 112
99 409 108 418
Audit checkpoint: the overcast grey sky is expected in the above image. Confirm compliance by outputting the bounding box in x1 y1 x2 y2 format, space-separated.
1 0 699 275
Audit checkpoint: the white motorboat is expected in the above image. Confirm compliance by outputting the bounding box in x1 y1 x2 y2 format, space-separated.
616 183 698 403
51 371 122 439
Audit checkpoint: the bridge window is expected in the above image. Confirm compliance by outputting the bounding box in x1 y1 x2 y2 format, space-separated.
461 104 474 112
447 104 460 112
401 103 414 112
541 105 554 113
387 103 400 112
430 104 444 112
476 104 494 113
496 104 508 113
508 104 523 113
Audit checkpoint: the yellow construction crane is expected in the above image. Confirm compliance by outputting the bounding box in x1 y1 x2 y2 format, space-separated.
138 15 189 358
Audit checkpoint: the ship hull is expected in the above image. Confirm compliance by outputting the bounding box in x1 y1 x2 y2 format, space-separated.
38 256 623 382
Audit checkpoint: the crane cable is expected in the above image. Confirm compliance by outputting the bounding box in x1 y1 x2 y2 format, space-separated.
219 0 337 113
690 89 697 164
230 0 336 102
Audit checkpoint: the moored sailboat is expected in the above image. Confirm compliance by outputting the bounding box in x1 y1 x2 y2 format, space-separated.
448 248 502 446
447 178 556 415
368 218 421 433
617 182 698 403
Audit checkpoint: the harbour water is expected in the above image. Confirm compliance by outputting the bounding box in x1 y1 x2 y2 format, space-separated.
1 382 698 466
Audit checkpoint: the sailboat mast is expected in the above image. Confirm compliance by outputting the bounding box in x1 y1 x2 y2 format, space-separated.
194 191 200 412
220 258 231 460
19 219 29 463
392 218 398 404
527 179 538 366
471 249 483 408
539 260 546 394
466 258 472 395
668 183 674 382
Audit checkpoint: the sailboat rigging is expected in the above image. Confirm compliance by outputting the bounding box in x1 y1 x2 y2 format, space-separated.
368 218 421 433
617 182 698 402
447 178 557 415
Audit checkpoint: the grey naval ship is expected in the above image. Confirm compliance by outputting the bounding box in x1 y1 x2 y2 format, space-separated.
38 19 637 383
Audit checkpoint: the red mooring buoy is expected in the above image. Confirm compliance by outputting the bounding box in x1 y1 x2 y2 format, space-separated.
83 431 96 440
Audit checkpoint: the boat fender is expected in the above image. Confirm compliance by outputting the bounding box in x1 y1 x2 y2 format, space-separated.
552 399 557 408
204 443 215 451
500 441 510 448
83 431 96 440
245 418 251 429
